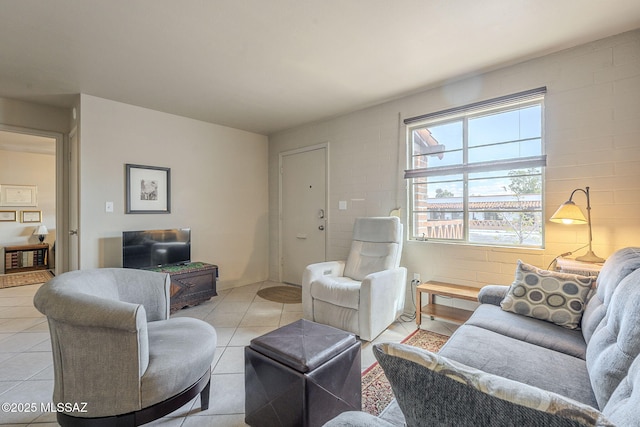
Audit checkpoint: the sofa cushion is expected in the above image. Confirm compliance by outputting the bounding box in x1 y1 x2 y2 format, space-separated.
467 304 587 359
500 260 594 329
439 324 598 408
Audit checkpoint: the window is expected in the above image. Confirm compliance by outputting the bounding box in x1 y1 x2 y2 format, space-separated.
405 88 546 248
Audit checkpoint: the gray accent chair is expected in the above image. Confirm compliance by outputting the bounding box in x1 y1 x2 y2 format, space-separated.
302 216 407 342
325 247 640 426
33 268 217 426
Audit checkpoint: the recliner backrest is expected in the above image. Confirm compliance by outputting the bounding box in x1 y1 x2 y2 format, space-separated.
344 217 403 281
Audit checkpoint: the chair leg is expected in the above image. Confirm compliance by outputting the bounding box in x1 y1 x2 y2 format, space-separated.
200 377 211 411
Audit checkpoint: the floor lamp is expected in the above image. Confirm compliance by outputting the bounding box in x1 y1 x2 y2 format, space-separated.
550 186 605 263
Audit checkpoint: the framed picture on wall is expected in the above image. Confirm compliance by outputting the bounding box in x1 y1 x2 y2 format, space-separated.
0 210 17 222
21 210 42 223
0 184 38 207
125 164 171 214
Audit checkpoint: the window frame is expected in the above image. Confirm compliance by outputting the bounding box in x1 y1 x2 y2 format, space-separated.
405 91 546 248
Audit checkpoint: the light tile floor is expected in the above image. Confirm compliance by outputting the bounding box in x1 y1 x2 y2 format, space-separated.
0 280 458 426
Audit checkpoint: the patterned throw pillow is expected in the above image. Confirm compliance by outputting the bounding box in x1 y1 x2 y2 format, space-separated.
500 260 595 329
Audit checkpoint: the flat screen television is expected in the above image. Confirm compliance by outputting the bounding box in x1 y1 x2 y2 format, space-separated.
122 228 191 269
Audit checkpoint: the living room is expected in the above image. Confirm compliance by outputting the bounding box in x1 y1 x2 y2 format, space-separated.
3 34 639 290
1 2 640 426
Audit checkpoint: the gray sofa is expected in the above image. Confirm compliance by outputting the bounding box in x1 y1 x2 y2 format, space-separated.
326 247 640 426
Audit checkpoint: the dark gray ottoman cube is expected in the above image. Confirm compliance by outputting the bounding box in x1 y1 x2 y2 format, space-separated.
245 319 361 427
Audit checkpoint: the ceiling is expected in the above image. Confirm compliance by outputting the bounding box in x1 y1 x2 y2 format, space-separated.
1 1 639 135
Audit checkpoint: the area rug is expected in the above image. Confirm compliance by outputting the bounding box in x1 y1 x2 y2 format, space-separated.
362 329 449 416
256 285 302 304
0 270 54 289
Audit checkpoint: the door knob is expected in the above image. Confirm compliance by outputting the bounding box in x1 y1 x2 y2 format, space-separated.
318 225 325 231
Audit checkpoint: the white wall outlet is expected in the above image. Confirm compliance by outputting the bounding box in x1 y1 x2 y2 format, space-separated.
105 201 114 213
338 200 347 210
413 273 421 281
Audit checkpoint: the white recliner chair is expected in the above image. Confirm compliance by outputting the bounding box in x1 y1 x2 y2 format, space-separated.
302 216 407 341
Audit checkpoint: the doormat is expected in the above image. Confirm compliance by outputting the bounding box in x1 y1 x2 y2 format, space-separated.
256 285 302 304
0 270 54 289
362 329 449 416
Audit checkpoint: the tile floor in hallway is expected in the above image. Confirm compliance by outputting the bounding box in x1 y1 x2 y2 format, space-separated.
0 280 458 426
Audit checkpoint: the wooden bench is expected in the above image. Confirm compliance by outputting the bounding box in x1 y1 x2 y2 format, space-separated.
416 281 481 325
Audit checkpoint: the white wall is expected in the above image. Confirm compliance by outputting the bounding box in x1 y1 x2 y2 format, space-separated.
269 30 640 308
0 150 56 268
79 95 269 289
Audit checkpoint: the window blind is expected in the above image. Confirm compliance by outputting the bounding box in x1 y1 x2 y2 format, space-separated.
403 87 547 126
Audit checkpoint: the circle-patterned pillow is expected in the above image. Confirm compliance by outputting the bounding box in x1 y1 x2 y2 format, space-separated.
500 260 595 329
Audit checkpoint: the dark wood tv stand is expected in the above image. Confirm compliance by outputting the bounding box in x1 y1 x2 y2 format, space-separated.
150 262 218 313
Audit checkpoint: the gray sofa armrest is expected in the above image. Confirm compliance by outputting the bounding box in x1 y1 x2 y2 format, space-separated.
478 284 509 306
374 343 614 427
323 411 396 427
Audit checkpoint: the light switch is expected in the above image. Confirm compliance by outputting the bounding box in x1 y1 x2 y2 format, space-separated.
339 201 347 210
105 201 114 213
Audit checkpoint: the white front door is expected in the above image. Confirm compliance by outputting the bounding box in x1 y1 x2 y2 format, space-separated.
280 145 327 285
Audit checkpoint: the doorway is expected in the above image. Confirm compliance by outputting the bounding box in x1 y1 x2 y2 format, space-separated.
0 126 63 275
279 144 328 285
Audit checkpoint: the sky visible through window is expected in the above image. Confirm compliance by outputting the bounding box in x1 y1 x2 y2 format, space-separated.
410 102 544 247
421 105 541 198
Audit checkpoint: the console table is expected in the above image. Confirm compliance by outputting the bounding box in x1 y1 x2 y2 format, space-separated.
3 243 49 274
150 262 218 313
416 281 481 326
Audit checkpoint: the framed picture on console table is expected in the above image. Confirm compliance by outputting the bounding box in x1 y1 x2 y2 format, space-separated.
125 164 171 214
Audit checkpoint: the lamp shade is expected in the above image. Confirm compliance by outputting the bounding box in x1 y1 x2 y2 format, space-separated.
549 201 587 225
33 225 48 244
33 225 49 236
